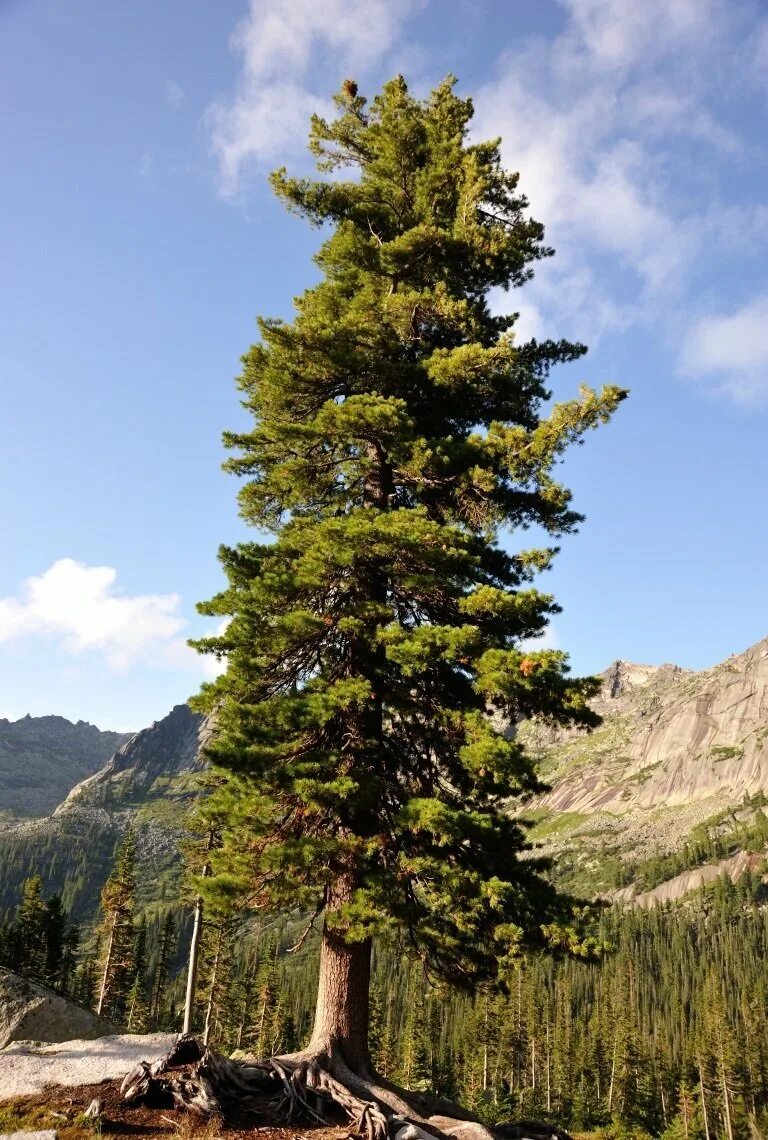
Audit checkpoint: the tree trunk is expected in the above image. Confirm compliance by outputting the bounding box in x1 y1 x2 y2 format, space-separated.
308 877 372 1078
183 840 213 1036
698 1059 711 1140
96 911 117 1017
720 1059 735 1140
203 924 224 1047
183 890 205 1036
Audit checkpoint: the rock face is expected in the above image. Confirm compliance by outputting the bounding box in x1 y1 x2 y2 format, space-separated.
522 636 768 899
0 716 129 822
0 967 118 1049
0 1032 175 1100
55 702 212 815
0 704 211 920
535 637 768 815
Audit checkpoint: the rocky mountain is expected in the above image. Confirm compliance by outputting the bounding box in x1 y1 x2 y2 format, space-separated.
520 635 768 899
2 636 768 921
0 704 210 920
0 715 130 823
54 702 212 816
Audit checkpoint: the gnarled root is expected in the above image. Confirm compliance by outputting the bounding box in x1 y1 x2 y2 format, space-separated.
120 1036 496 1140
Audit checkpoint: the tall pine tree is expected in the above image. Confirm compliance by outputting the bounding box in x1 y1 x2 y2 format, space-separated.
191 74 623 1121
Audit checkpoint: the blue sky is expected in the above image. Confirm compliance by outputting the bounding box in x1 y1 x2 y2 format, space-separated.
1 0 767 731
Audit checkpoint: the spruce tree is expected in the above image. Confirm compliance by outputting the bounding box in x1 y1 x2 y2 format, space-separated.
149 911 176 1029
126 917 149 1032
96 829 137 1019
191 74 623 1117
42 894 68 986
15 875 48 979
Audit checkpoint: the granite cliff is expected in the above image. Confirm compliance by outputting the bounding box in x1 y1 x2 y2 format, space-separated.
2 638 768 916
522 635 768 899
0 715 129 823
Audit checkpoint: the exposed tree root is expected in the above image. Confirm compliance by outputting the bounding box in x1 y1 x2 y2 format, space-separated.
119 1037 563 1140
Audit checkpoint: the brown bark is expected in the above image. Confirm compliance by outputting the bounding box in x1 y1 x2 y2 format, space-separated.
308 875 372 1077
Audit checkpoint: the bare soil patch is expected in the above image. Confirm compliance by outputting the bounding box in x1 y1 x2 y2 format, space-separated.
0 1076 351 1140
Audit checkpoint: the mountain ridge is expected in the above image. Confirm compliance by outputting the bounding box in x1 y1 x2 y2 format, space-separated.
0 704 209 919
0 714 131 822
2 636 768 916
521 634 768 899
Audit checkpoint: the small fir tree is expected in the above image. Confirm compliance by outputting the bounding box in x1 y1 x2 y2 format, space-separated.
42 894 68 986
126 917 149 1032
149 911 176 1029
15 875 48 979
96 829 137 1019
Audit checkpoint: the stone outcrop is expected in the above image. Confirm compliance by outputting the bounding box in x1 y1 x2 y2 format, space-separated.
0 967 118 1049
611 851 766 908
55 702 211 815
534 637 768 816
0 716 129 823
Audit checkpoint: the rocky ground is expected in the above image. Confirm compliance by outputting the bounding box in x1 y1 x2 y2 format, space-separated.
0 1034 176 1099
0 1033 350 1140
0 1077 350 1140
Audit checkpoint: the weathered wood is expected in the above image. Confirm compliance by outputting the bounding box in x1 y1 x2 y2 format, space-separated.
83 1099 101 1120
119 1037 558 1140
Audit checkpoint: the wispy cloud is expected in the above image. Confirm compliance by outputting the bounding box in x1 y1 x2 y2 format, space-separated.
680 293 768 402
206 0 768 404
205 0 422 198
165 79 185 109
473 0 767 354
0 559 187 670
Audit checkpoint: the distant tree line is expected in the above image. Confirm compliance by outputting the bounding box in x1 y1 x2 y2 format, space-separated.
0 874 79 991
5 829 768 1139
169 869 768 1140
0 831 184 1031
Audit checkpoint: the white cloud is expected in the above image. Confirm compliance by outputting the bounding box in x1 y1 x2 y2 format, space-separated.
165 617 230 680
205 0 421 197
472 0 766 348
522 623 559 652
0 559 186 669
555 0 718 74
165 79 185 109
205 0 768 406
680 293 768 401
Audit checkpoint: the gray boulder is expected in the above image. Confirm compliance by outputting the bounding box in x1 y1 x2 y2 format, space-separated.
0 967 118 1048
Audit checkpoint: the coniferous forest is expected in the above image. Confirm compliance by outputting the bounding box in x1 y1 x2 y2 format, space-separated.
3 860 768 1140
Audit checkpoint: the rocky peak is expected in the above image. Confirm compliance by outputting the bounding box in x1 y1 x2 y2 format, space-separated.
535 635 768 821
602 660 661 699
0 715 131 821
55 702 211 814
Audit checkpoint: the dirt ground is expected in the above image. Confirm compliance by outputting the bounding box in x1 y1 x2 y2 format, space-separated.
0 1076 353 1140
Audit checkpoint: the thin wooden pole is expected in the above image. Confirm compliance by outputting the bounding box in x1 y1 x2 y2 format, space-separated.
182 851 211 1036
